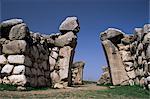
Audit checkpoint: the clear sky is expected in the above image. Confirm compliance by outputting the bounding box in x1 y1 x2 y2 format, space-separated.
0 0 149 81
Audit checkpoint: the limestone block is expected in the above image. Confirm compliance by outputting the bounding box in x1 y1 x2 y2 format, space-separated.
2 40 27 54
54 31 77 47
8 55 25 64
9 23 29 40
59 17 80 33
8 75 27 86
12 65 25 74
1 64 14 74
101 40 129 85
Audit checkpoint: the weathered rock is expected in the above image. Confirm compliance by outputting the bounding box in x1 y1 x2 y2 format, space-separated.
119 51 133 62
127 70 136 79
100 28 124 43
59 17 80 33
8 55 25 64
9 23 29 40
1 64 14 74
12 65 25 74
8 75 26 86
51 70 60 84
101 40 129 85
72 61 85 85
2 40 27 54
54 32 76 47
0 55 7 64
0 19 23 38
143 33 150 44
146 44 150 59
54 83 64 89
50 51 58 59
143 24 150 33
58 46 73 80
121 35 134 45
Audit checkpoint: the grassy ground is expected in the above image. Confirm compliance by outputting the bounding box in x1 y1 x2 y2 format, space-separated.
0 84 149 99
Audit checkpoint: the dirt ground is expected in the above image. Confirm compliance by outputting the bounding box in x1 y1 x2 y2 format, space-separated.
0 84 108 98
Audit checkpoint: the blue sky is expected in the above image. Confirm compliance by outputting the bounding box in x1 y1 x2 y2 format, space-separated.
1 0 149 81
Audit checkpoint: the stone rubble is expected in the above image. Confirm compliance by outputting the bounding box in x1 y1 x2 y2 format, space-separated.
0 17 84 89
99 24 150 89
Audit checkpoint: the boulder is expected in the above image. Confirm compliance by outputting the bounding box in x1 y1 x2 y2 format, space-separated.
1 64 14 74
59 17 80 33
2 40 27 54
8 55 25 64
9 23 29 40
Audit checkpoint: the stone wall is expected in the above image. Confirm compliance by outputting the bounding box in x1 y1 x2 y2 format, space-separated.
99 24 150 89
72 61 85 85
0 17 83 89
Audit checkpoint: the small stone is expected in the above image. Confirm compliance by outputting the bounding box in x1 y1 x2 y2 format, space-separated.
17 86 26 91
54 83 64 89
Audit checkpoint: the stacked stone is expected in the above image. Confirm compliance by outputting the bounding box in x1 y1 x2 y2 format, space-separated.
72 61 85 85
0 16 81 89
0 19 51 88
99 24 150 89
49 17 80 88
97 66 111 85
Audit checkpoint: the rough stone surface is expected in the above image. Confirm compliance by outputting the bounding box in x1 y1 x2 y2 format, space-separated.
9 23 29 40
101 40 129 85
2 40 27 54
8 55 25 64
1 64 14 74
0 17 81 88
0 55 7 64
99 24 150 89
59 17 80 33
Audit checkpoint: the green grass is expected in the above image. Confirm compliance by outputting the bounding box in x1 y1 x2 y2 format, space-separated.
0 84 17 91
99 85 150 99
0 84 49 91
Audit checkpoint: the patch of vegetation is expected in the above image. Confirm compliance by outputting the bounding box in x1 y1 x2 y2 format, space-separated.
0 84 17 91
0 84 50 91
98 85 150 99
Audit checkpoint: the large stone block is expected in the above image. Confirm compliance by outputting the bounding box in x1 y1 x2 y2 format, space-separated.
1 64 14 74
2 40 27 54
8 55 25 64
54 31 77 47
12 65 25 74
59 17 80 33
101 40 129 85
8 75 27 86
9 23 29 40
0 19 23 38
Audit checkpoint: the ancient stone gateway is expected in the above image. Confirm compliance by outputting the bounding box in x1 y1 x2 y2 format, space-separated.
0 17 84 89
98 25 150 89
